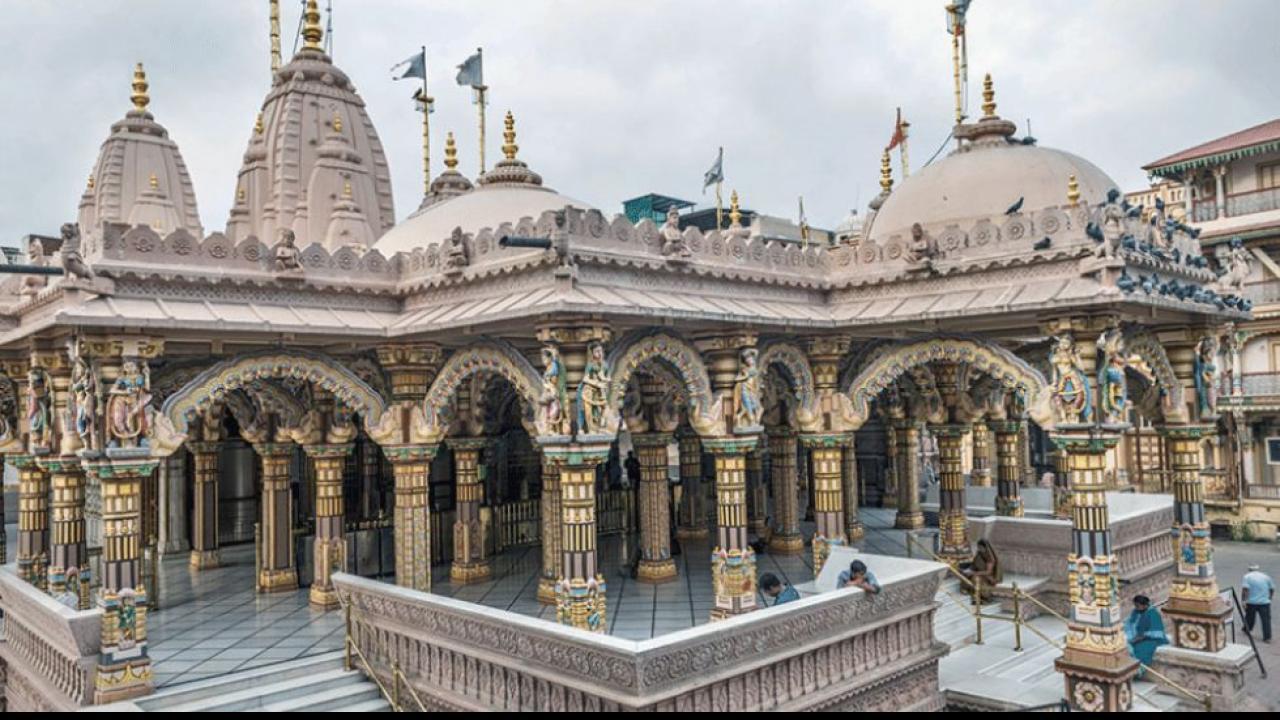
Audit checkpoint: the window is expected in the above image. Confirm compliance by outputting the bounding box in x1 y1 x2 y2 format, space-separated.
1259 161 1280 191
1266 437 1280 464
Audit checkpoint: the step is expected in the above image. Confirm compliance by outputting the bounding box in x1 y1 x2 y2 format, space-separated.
139 651 347 710
333 698 394 712
261 681 384 712
156 667 364 712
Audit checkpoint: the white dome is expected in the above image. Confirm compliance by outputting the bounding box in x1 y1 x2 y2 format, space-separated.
375 180 591 255
869 130 1117 244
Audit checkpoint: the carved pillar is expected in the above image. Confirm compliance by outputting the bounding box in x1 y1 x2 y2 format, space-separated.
882 416 899 508
303 443 353 609
842 440 863 541
894 420 925 529
537 450 562 603
1213 165 1227 219
802 436 848 575
797 442 813 521
253 442 298 593
935 425 971 563
450 438 490 584
767 428 803 553
634 433 677 582
1052 431 1137 712
386 444 437 592
12 455 49 588
41 456 90 608
188 442 221 569
1161 424 1230 652
746 449 767 536
676 429 707 539
544 441 610 632
705 437 758 618
991 420 1025 517
971 423 993 487
86 456 158 704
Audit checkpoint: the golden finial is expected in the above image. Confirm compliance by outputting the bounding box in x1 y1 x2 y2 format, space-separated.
342 180 353 200
331 110 343 135
879 149 893 192
87 175 95 190
981 73 996 118
1067 174 1080 206
729 190 742 227
444 132 458 170
237 186 246 203
131 62 150 113
502 110 519 161
301 0 323 51
149 173 159 191
254 112 264 135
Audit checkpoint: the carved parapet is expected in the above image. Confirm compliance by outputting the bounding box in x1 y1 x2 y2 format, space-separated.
0 567 100 710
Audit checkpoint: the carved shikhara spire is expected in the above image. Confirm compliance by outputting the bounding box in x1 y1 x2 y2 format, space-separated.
502 110 519 161
981 73 996 118
444 132 459 170
1067 174 1080 206
301 0 324 51
131 62 150 113
879 149 893 193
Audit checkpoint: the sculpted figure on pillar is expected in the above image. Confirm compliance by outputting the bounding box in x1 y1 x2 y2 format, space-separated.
1050 333 1091 425
1096 327 1127 426
659 206 691 261
70 342 100 453
538 344 571 436
105 359 152 449
20 238 49 296
26 365 54 453
1193 334 1218 418
273 228 303 274
576 341 610 435
733 348 764 430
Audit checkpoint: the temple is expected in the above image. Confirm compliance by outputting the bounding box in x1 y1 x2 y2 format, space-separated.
0 1 1266 713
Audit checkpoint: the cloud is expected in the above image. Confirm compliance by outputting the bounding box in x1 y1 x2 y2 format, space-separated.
1 0 1276 245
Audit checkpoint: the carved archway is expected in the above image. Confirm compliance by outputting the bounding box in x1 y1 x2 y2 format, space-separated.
421 339 543 439
1123 328 1189 423
845 335 1054 431
605 331 720 437
154 349 387 455
759 340 819 430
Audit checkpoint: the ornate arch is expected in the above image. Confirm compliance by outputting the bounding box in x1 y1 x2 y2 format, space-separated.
154 349 387 455
422 339 543 439
845 335 1054 431
759 341 819 430
606 331 721 437
1123 328 1189 423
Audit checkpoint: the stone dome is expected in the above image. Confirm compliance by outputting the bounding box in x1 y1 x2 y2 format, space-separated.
226 3 393 250
868 79 1117 246
375 112 591 256
78 63 203 247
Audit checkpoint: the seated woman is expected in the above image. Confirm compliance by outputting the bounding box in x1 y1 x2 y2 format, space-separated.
1125 594 1168 675
960 539 1002 603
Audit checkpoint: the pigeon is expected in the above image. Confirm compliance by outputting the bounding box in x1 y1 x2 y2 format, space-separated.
1086 222 1104 242
1121 235 1138 251
1107 188 1121 204
1155 197 1165 212
1019 136 1038 146
1242 298 1254 312
1005 197 1024 215
1140 275 1156 294
1117 270 1137 293
1126 205 1142 218
1033 236 1051 251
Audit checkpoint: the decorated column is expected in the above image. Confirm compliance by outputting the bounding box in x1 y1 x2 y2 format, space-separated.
450 437 491 584
545 441 611 632
746 449 768 536
1161 424 1230 651
767 427 803 553
634 433 677 582
303 442 353 609
676 429 708 539
894 420 926 529
537 450 562 603
706 437 759 618
991 419 1025 517
253 441 298 593
842 441 863 542
935 424 971 563
803 436 848 574
12 456 49 587
42 456 90 608
971 423 993 487
188 442 221 569
1048 325 1138 712
881 409 899 508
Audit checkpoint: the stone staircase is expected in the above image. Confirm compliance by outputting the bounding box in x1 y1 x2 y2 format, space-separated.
131 651 390 712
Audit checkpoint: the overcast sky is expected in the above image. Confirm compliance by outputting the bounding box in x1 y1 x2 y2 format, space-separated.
1 0 1277 245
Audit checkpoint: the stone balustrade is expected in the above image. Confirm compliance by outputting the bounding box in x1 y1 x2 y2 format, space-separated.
0 567 101 710
333 554 948 711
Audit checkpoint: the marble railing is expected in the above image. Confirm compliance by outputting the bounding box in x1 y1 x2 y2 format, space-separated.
0 567 101 710
333 555 949 711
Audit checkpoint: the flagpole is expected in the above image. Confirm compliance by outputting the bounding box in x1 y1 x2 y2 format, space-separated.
269 0 282 73
949 4 963 128
900 113 911 179
421 46 431 193
715 181 723 231
475 48 487 176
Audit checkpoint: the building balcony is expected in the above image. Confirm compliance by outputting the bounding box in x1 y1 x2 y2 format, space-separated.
1241 279 1280 307
1235 371 1280 399
1192 186 1280 222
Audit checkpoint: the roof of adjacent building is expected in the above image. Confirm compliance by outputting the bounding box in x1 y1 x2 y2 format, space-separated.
1144 118 1280 177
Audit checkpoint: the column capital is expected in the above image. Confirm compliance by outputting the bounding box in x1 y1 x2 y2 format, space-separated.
248 441 295 459
798 431 853 449
375 342 445 369
81 455 159 479
448 436 489 453
1155 423 1214 441
932 423 971 438
76 335 165 360
537 439 611 467
631 431 674 448
1049 430 1122 453
382 442 439 465
535 321 613 347
301 442 355 460
700 435 759 456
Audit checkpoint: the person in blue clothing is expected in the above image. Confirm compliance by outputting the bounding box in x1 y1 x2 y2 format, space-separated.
760 573 800 606
1242 564 1275 643
837 559 881 594
1124 594 1168 674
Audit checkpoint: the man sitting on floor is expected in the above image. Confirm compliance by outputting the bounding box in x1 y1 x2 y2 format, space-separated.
761 572 800 606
